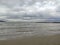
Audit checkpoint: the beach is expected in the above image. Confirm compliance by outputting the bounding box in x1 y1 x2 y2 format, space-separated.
0 22 60 45
0 34 60 45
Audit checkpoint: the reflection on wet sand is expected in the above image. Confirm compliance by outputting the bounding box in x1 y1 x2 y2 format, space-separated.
0 22 60 40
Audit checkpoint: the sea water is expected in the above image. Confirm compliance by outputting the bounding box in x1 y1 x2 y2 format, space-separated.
0 22 60 40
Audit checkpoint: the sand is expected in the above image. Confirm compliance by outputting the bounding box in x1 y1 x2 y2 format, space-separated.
0 34 60 45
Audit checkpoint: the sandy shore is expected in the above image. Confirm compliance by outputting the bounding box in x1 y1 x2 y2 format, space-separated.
0 34 60 45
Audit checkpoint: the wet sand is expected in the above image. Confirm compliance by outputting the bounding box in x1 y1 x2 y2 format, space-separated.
0 34 60 45
0 22 60 45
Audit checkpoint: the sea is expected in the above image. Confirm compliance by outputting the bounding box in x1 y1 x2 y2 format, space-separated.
0 22 60 40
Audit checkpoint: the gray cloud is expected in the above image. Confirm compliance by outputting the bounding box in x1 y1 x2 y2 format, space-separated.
0 0 60 21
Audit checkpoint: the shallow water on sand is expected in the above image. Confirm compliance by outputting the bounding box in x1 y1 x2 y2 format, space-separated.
0 22 60 40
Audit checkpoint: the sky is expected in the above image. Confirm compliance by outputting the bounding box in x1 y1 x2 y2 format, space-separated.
0 0 60 22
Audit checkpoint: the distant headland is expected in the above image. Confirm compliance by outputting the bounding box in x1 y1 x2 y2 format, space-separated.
35 22 60 23
0 20 6 22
